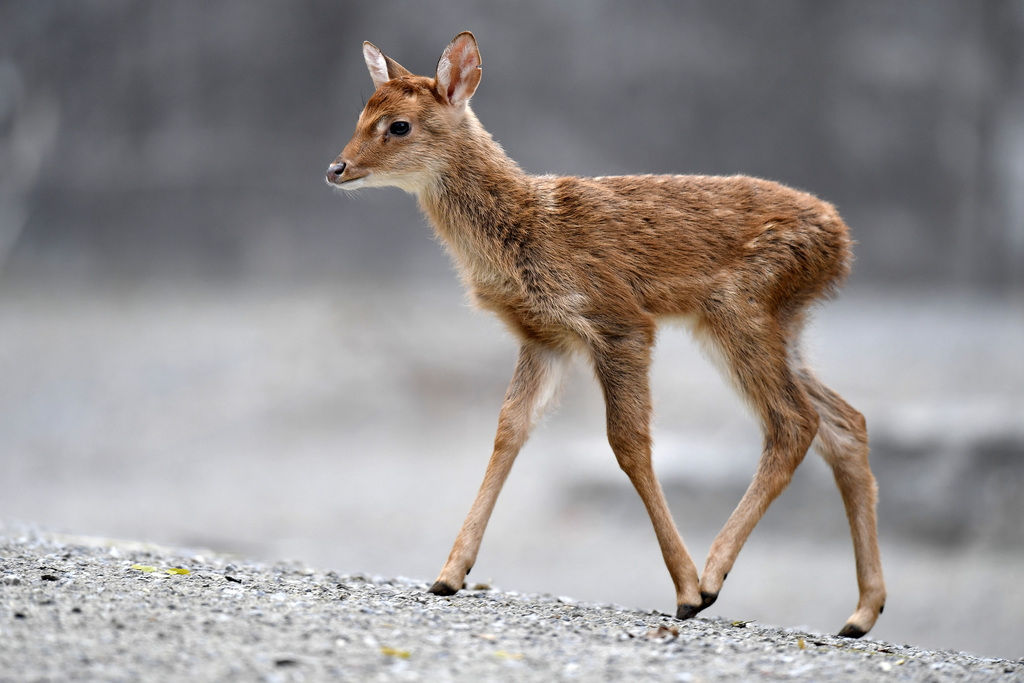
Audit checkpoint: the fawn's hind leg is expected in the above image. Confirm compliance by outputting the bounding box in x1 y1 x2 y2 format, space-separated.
429 342 567 596
591 329 703 618
696 315 820 612
799 366 886 637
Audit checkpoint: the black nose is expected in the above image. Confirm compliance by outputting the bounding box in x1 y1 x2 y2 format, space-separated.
327 162 346 181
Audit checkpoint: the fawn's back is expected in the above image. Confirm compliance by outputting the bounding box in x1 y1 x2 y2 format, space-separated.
497 173 852 329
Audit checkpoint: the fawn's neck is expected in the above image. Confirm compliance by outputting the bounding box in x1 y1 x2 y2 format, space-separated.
417 111 536 274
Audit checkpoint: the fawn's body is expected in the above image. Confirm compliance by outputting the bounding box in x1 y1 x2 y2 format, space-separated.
327 32 885 637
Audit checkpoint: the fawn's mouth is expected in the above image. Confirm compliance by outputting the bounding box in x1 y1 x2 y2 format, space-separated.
325 170 371 189
335 175 370 190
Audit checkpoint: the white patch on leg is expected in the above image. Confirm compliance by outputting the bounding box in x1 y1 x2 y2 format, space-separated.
531 350 571 427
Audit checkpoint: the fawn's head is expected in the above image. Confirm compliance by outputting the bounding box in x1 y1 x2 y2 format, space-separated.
326 32 482 195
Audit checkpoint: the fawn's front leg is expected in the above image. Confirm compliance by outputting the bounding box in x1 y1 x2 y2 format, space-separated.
429 343 567 596
591 330 703 618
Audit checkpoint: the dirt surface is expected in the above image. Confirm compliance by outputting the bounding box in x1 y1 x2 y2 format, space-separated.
1 528 1021 682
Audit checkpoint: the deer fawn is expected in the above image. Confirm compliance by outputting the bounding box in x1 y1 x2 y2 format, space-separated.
326 31 885 638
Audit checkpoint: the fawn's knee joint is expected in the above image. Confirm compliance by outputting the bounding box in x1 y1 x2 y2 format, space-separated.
607 429 650 463
849 407 867 433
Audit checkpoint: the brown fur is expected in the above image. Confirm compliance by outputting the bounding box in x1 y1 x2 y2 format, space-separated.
327 32 885 637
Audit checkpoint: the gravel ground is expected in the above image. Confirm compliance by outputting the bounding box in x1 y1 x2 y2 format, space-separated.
1 528 1021 682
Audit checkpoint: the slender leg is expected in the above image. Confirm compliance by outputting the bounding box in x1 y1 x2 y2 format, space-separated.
697 321 820 610
428 342 567 595
591 330 703 616
800 368 886 637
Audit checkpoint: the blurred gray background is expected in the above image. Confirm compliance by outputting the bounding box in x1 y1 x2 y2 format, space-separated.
2 0 1023 660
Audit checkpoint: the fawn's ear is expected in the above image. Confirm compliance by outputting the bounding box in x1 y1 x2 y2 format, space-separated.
363 41 411 90
434 31 481 108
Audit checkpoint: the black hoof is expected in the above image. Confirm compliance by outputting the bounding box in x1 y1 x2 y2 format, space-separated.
837 623 867 639
427 581 458 596
675 603 701 620
699 591 718 611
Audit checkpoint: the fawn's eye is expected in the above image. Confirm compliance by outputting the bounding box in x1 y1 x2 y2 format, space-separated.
388 121 411 136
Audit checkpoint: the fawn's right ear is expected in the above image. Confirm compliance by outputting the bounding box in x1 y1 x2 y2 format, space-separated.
363 41 412 90
434 31 481 108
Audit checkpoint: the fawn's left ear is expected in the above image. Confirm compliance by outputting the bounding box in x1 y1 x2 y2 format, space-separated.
435 31 481 108
363 41 412 90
